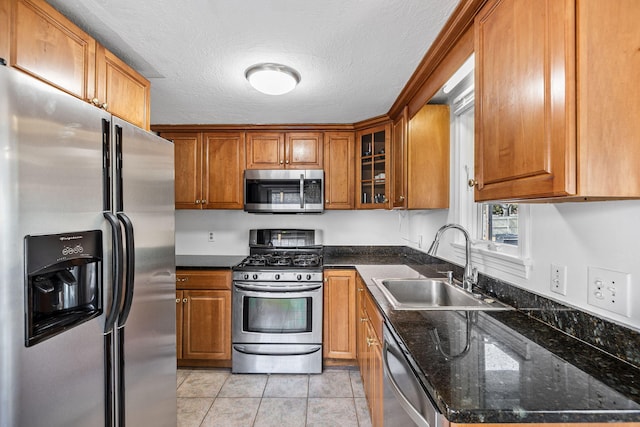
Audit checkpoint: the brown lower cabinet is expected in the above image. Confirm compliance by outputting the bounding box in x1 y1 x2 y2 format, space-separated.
323 269 357 362
176 269 231 367
356 275 383 427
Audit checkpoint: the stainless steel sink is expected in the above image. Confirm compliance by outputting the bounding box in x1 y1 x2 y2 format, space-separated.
372 278 512 311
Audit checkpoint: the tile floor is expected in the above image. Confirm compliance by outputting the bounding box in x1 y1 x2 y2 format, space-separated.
177 367 372 427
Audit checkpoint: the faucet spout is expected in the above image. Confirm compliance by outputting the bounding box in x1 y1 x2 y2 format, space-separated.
427 224 476 292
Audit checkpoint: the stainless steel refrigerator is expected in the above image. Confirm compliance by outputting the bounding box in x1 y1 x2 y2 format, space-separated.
0 65 176 427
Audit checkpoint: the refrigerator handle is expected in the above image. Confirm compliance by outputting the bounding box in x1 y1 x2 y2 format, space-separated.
116 212 135 327
103 212 124 334
102 118 111 211
114 124 124 212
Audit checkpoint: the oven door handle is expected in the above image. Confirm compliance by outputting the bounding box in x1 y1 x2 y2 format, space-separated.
234 283 322 293
233 345 322 356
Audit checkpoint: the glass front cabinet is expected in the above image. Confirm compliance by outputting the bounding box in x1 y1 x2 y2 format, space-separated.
356 123 391 209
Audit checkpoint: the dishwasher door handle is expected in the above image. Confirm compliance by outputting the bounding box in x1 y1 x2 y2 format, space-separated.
383 341 432 427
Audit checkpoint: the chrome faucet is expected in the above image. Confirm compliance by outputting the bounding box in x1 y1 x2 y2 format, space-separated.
427 224 477 293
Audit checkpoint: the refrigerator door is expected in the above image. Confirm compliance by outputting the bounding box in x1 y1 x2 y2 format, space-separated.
0 66 111 427
111 117 176 427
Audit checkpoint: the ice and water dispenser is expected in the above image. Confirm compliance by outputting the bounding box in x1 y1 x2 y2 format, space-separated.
24 230 103 346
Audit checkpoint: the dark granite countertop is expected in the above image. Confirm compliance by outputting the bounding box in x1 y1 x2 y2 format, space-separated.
176 254 246 269
354 264 640 424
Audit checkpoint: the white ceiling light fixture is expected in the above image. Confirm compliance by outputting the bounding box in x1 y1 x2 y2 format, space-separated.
245 63 301 95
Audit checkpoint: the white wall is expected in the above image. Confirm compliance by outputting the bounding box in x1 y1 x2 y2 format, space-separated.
406 200 640 331
175 209 409 256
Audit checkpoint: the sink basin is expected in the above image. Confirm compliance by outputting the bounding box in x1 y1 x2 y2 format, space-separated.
372 278 512 311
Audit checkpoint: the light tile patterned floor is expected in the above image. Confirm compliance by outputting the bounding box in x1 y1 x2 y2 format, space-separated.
177 368 372 427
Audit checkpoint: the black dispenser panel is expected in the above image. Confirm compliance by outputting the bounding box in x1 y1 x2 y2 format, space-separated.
24 230 103 346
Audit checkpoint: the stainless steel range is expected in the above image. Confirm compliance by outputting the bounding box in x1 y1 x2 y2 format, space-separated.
232 229 323 374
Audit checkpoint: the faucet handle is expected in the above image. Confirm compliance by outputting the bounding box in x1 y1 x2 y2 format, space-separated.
438 270 454 285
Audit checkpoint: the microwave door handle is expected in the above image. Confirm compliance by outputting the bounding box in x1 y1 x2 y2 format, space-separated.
300 174 304 209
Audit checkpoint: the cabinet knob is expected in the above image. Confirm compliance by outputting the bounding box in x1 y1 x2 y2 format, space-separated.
91 98 100 106
360 317 368 323
195 199 201 204
325 199 330 203
366 337 377 347
101 102 108 110
279 160 284 164
176 298 180 303
285 160 289 164
468 179 478 188
398 195 405 201
182 298 188 303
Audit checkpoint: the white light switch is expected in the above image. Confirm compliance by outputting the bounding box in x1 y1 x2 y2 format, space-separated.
587 266 631 317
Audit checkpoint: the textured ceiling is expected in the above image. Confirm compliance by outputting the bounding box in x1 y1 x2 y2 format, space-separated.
46 0 461 125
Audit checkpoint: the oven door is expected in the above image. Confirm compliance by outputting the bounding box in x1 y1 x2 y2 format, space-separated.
232 281 323 344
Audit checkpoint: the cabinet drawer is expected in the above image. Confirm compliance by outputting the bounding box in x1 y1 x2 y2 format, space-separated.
176 269 231 290
364 288 383 340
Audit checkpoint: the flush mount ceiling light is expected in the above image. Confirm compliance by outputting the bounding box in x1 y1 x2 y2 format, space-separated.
245 63 301 95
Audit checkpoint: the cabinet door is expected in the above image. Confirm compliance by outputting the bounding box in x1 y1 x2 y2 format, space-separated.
324 132 354 209
202 132 245 209
182 290 231 360
356 276 367 372
164 132 203 209
323 269 357 360
286 132 323 169
246 132 285 169
474 0 575 201
391 110 407 208
11 0 96 101
356 123 391 209
369 323 383 427
95 44 150 130
407 104 450 209
1 0 9 61
576 0 640 198
176 290 183 360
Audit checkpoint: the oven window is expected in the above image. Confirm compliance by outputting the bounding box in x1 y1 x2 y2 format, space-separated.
243 296 312 333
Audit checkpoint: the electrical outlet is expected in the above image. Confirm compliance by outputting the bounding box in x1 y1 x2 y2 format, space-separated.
208 231 215 242
587 266 631 317
550 264 567 295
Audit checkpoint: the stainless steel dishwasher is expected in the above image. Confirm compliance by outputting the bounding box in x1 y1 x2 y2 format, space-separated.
383 324 449 427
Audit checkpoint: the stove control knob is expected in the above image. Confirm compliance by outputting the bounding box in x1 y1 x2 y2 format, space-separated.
306 274 312 281
253 274 258 280
275 274 280 280
296 274 302 281
243 274 249 280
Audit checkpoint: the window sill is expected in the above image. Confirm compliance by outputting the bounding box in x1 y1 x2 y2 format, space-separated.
451 242 531 281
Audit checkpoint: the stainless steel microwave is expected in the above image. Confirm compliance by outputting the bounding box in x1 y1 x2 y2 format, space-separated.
244 169 324 213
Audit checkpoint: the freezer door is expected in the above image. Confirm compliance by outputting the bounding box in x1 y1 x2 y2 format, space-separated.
0 66 112 427
112 117 176 427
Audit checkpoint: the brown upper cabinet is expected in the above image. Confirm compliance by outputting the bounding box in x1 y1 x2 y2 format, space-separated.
391 109 408 209
391 105 450 210
163 131 245 209
406 104 450 209
246 131 323 169
8 0 151 129
474 0 640 202
1 0 12 62
356 123 391 209
324 131 355 209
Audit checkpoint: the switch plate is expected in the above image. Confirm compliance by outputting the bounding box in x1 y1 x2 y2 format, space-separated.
587 266 631 317
208 231 215 242
550 264 567 295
